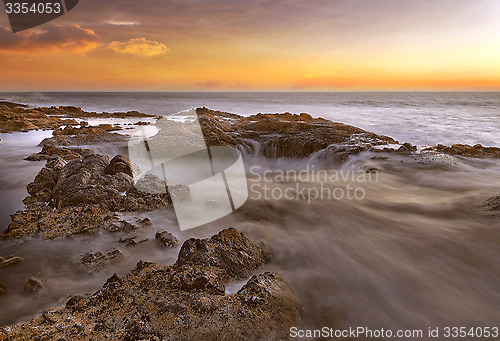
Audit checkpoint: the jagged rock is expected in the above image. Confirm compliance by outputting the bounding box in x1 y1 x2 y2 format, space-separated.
155 230 178 247
0 103 79 133
40 124 127 146
0 256 24 268
24 277 44 293
2 205 115 240
175 227 272 281
24 145 90 162
2 229 300 341
80 249 123 272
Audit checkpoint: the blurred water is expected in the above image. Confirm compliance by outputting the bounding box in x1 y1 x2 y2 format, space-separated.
0 94 499 339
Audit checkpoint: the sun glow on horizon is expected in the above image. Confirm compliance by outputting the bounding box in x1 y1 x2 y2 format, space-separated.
0 0 499 91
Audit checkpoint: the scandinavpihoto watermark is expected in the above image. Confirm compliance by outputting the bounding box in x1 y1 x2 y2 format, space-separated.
3 0 79 33
248 165 378 203
128 109 249 231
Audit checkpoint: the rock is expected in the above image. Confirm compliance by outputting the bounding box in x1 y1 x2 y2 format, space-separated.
118 234 148 247
2 205 115 240
426 144 500 159
2 229 300 341
0 256 24 268
155 230 178 247
24 145 90 162
175 227 271 281
484 195 500 212
105 155 133 177
397 142 418 153
24 277 44 293
0 282 6 295
0 104 79 133
196 107 397 159
80 249 123 272
40 124 127 146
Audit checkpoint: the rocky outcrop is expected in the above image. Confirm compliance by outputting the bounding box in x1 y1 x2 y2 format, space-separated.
40 124 128 146
24 145 91 162
1 228 301 341
2 154 189 239
0 103 80 133
196 108 397 158
424 144 500 159
155 230 178 247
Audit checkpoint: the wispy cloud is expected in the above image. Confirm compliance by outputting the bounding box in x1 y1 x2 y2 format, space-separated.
0 25 100 54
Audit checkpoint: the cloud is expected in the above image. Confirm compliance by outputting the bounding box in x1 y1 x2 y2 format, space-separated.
107 38 169 57
0 25 100 54
104 19 140 26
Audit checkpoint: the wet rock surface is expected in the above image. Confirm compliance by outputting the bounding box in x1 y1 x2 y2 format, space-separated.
40 124 128 146
0 228 301 341
0 102 157 133
0 256 24 269
24 277 44 294
424 144 500 158
80 249 124 272
0 103 79 133
196 108 398 158
1 152 180 239
155 230 178 247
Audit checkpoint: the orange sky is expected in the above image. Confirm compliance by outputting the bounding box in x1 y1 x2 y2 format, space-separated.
0 0 499 91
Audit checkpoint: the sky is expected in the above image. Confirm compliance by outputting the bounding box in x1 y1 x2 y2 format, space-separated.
0 0 499 91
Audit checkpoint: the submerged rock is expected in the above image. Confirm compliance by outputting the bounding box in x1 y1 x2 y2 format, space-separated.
24 277 44 293
155 230 178 247
2 229 301 341
80 249 124 272
0 256 24 269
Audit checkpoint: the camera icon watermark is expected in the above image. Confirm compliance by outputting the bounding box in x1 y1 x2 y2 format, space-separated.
128 109 248 231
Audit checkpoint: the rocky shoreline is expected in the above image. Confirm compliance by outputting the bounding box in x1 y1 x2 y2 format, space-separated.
1 101 499 339
1 228 301 341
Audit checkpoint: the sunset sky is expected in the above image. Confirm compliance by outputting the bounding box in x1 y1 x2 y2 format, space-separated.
1 0 499 91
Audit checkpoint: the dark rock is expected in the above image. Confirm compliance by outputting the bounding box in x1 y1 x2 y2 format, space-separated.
65 295 84 308
0 256 24 268
105 155 134 177
155 231 178 247
484 195 500 212
80 249 123 272
24 277 44 293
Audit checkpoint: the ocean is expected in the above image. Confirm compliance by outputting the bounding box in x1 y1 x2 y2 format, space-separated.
1 92 499 337
1 91 500 146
